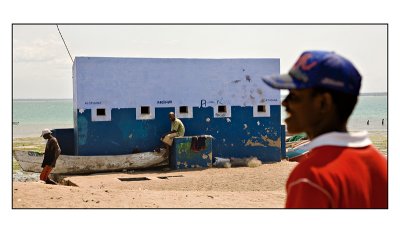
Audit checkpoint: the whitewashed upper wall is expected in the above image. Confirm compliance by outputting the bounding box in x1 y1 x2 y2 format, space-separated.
73 57 280 109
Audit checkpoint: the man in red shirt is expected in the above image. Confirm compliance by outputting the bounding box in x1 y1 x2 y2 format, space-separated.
263 51 388 208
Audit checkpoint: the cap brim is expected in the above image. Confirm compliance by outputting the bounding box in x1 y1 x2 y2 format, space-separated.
262 74 297 89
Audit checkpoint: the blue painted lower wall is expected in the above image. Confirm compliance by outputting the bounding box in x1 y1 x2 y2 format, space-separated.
75 106 282 162
52 128 75 155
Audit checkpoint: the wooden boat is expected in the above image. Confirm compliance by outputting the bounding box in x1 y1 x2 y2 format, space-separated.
285 140 310 162
13 149 168 174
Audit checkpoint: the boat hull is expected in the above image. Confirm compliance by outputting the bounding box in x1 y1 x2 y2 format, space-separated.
286 140 310 162
13 150 168 174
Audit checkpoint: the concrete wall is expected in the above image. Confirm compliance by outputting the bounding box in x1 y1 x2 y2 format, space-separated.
73 57 282 162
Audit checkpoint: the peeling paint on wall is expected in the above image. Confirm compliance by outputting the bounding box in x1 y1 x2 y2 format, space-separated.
263 136 281 148
245 137 266 147
258 134 281 148
245 139 266 147
244 135 281 148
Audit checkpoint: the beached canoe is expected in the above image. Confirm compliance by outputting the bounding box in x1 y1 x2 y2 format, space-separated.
285 140 310 162
13 149 168 174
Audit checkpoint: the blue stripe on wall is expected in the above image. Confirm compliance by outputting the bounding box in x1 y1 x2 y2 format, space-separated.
75 106 282 162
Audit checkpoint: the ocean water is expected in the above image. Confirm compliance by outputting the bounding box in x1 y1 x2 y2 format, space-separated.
12 95 387 138
347 95 388 132
281 95 388 132
12 99 74 138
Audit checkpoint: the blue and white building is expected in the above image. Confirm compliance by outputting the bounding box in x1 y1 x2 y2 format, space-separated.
65 57 284 162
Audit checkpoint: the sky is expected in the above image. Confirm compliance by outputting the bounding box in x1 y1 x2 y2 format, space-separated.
12 24 387 99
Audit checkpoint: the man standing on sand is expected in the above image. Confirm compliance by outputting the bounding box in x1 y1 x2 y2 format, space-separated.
160 112 185 157
40 129 61 185
263 50 388 208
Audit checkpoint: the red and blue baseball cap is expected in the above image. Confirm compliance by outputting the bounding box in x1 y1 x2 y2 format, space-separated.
262 50 362 95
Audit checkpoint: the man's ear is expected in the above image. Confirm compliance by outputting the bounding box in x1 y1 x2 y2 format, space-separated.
318 92 334 114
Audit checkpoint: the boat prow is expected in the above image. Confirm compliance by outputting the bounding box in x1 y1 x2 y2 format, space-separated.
286 140 310 162
13 149 168 174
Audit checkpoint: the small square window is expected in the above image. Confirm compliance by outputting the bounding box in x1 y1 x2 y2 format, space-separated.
179 106 188 114
141 106 150 115
97 108 106 116
218 105 227 113
257 105 266 113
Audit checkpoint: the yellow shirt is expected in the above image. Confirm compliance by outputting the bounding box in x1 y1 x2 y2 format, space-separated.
171 118 185 136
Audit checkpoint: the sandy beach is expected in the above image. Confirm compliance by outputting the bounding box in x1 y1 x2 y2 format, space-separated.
13 162 297 208
12 131 387 208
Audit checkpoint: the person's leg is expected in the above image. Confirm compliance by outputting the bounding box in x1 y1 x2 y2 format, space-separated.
41 165 57 184
166 145 170 158
40 165 52 181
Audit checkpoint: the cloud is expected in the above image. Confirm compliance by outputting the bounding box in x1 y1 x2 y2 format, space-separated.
13 35 70 65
